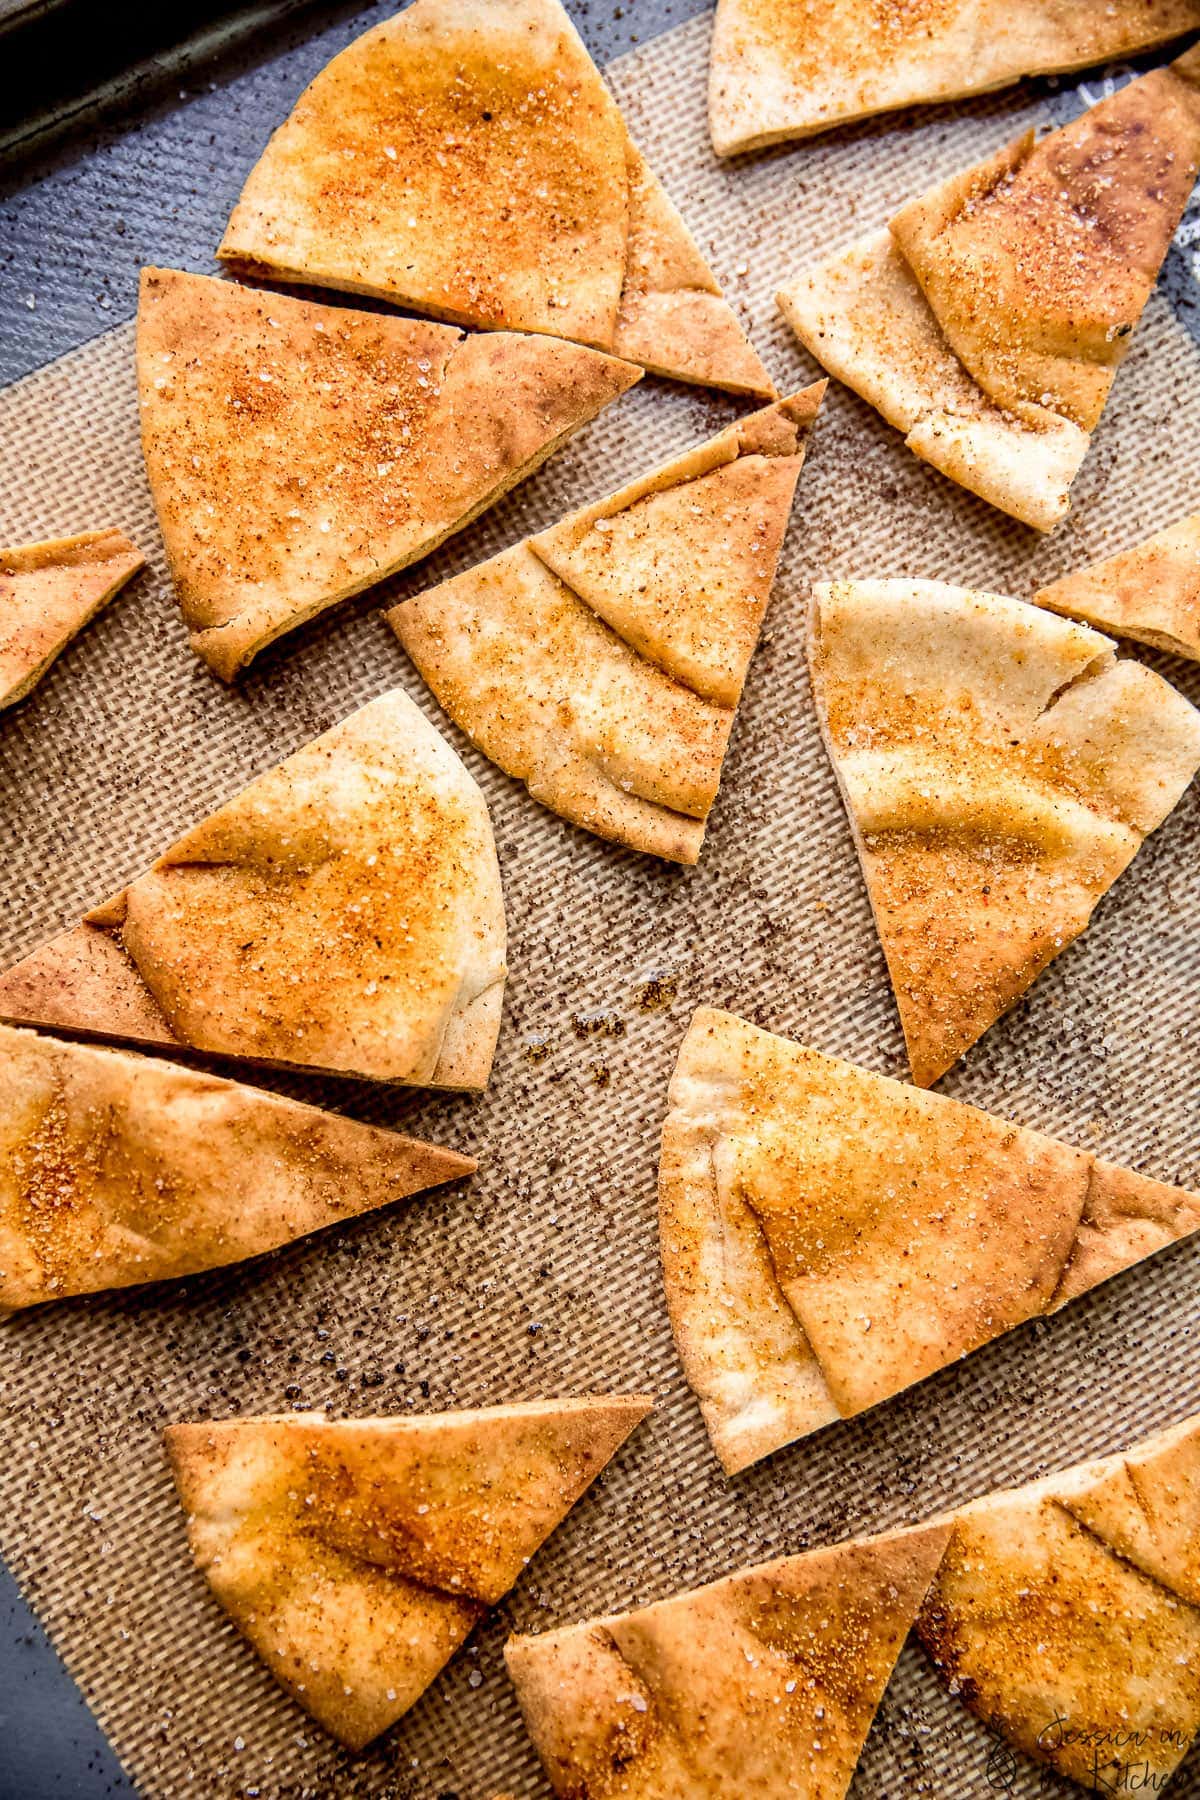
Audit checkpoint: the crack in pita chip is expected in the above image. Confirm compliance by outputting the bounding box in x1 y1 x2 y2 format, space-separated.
165 1396 651 1750
0 690 507 1092
387 387 824 865
217 0 774 397
710 0 1200 156
505 1520 951 1798
0 1023 473 1315
918 1412 1200 1790
137 268 641 679
808 579 1200 1086
777 46 1200 527
1036 510 1200 662
660 1009 1200 1474
0 529 144 710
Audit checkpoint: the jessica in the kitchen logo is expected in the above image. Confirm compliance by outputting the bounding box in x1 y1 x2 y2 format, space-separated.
984 1714 1188 1793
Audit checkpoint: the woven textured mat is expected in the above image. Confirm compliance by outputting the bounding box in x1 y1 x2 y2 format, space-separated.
3 15 1200 1799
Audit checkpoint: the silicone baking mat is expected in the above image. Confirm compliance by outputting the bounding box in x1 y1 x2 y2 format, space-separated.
2 14 1200 1797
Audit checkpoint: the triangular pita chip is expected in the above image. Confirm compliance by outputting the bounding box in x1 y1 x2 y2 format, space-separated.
918 1416 1200 1789
808 579 1200 1085
660 1008 1200 1473
166 1396 651 1749
388 388 824 864
710 0 1200 155
0 529 144 709
138 268 641 678
217 0 773 397
1057 1412 1200 1608
778 47 1200 528
505 1521 951 1798
0 689 506 1091
0 1023 472 1314
1036 510 1200 661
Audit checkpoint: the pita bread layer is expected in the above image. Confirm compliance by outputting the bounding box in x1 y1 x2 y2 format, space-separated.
137 268 641 679
217 0 773 398
1036 510 1200 661
778 47 1200 528
0 689 507 1091
0 528 144 709
809 579 1200 1086
388 388 824 865
710 0 1200 156
919 1411 1200 1789
506 1520 951 1798
166 1396 651 1749
660 1009 1200 1473
0 1023 472 1315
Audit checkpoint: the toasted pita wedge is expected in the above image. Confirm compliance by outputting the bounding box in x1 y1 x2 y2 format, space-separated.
0 1023 471 1314
1036 510 1200 661
919 1419 1200 1789
778 48 1200 528
388 388 823 864
809 579 1200 1086
217 0 772 398
166 1396 651 1749
779 229 1089 531
0 690 506 1091
711 0 1200 155
1058 1412 1200 1608
660 1008 1200 1472
0 529 144 709
506 1521 951 1798
137 269 640 679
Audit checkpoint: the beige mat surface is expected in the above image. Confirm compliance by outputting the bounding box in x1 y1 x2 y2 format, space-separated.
2 15 1200 1799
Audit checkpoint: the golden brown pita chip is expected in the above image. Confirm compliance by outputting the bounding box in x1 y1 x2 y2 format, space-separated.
506 1521 951 1798
779 229 1089 531
0 1023 471 1314
1058 1412 1200 1608
1036 510 1200 661
892 61 1200 432
809 579 1200 1086
166 1396 651 1749
778 48 1200 527
1051 1159 1200 1307
0 529 143 709
137 268 640 679
218 0 773 397
710 1 1200 154
0 689 506 1091
388 389 823 865
660 1008 1200 1472
919 1417 1200 1790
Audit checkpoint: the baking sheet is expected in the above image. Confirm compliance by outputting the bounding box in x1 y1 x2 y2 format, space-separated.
2 12 1200 1797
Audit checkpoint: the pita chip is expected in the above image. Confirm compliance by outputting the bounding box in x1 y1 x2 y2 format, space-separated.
0 529 144 709
778 47 1200 528
710 0 1200 155
137 268 640 678
0 1023 472 1315
505 1521 951 1798
919 1415 1200 1789
165 1396 651 1749
660 1008 1200 1473
0 689 507 1091
1036 510 1200 661
388 388 824 865
1057 1411 1200 1609
809 579 1200 1086
218 0 773 398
